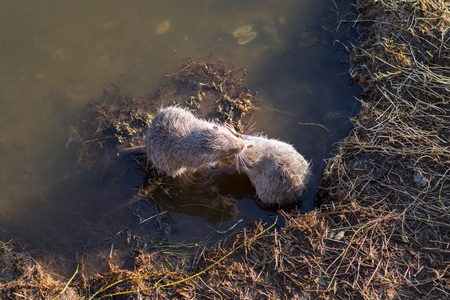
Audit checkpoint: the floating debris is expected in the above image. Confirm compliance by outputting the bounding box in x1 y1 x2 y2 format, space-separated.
232 24 253 38
34 73 45 80
155 20 171 35
102 21 120 31
77 57 257 171
99 54 109 70
51 49 66 60
298 31 319 47
164 57 256 129
278 16 286 25
237 32 258 45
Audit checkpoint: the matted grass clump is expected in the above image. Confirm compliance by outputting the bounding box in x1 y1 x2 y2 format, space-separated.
1 0 449 299
316 0 450 297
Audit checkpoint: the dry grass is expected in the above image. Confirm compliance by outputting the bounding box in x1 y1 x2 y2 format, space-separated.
317 0 450 297
1 0 449 299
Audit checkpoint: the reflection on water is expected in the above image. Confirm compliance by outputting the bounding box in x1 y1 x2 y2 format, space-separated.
0 0 359 276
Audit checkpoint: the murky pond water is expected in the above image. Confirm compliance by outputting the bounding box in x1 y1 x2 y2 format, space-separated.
0 0 359 276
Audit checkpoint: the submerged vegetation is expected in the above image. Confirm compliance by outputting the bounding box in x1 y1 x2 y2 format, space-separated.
74 57 257 174
1 0 449 299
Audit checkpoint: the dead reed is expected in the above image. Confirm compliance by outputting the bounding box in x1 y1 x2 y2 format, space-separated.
1 0 449 299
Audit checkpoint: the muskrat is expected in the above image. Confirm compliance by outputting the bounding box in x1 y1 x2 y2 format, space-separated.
119 106 246 177
232 134 311 205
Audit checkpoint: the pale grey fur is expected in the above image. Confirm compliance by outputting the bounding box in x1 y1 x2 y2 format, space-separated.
144 106 245 177
238 134 310 205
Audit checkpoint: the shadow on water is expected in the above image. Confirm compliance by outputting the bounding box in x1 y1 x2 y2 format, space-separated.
0 0 360 276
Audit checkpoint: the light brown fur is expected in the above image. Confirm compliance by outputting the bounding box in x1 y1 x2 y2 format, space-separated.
120 106 245 177
234 134 310 205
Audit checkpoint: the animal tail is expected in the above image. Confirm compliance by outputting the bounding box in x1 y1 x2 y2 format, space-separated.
118 146 147 156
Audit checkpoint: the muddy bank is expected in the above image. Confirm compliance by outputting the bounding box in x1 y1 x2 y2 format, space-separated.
1 0 449 299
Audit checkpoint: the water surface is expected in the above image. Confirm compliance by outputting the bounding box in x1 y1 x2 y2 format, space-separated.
0 0 359 276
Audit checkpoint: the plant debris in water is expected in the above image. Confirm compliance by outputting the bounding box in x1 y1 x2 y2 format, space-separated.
1 1 450 299
74 57 257 172
163 57 257 131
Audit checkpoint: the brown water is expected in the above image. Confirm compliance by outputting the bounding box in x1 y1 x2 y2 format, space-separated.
0 0 359 277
